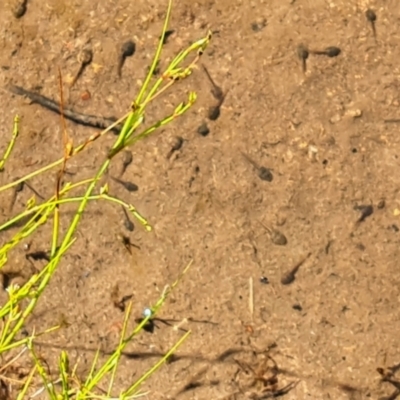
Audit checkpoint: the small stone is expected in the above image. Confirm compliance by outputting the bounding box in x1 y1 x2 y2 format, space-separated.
251 18 267 32
308 145 318 162
291 14 300 23
276 208 288 226
81 90 91 101
283 149 293 163
330 114 342 124
345 109 362 118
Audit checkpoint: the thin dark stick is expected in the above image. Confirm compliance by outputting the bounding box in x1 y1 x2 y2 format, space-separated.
6 84 120 133
57 68 67 201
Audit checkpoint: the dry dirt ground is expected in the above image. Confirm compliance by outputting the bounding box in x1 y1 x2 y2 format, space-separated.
1 0 400 399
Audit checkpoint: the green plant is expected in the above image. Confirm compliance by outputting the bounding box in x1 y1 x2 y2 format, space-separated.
0 0 210 397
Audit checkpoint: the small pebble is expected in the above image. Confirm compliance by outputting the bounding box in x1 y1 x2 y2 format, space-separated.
80 90 91 101
251 18 267 32
344 107 362 118
275 211 287 227
330 114 342 124
308 145 318 162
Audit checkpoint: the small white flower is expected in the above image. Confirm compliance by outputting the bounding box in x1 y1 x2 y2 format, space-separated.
142 308 153 318
6 283 20 294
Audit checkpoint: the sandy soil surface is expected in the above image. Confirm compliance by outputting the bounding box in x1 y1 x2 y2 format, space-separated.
1 0 400 399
